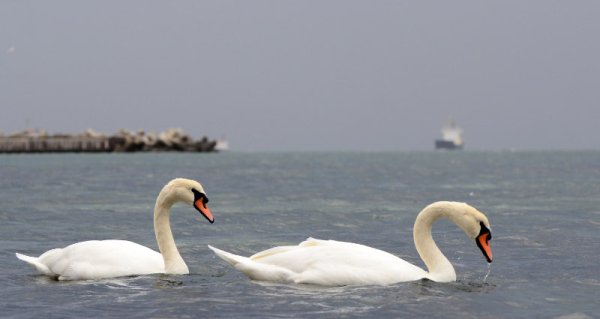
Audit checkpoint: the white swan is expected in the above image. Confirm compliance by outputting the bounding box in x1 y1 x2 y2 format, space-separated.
209 201 492 286
16 178 215 281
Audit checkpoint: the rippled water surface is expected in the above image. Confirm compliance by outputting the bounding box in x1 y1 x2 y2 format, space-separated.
1 152 599 318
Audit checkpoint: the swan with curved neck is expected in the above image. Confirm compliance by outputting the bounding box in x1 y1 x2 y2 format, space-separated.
209 201 492 286
16 178 215 281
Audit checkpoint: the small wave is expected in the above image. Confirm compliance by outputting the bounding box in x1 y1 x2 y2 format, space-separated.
497 235 545 247
553 312 594 319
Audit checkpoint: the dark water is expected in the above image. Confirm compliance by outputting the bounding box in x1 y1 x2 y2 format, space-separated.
1 152 598 318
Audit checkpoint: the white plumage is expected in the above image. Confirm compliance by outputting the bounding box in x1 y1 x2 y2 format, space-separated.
16 178 214 281
209 201 493 286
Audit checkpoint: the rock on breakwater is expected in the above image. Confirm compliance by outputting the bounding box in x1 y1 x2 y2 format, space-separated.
0 128 218 153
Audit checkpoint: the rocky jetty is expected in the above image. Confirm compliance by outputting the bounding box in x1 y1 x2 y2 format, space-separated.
108 128 217 152
0 128 218 153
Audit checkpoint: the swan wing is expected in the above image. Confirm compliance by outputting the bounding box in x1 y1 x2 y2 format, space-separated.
17 240 165 280
211 238 427 286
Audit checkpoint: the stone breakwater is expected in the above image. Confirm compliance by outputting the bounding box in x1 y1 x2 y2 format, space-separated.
0 129 217 153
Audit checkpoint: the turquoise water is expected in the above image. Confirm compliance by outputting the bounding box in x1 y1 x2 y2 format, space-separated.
1 152 599 318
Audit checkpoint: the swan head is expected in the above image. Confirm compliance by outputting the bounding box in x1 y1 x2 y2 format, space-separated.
160 178 215 223
446 202 493 263
421 201 493 263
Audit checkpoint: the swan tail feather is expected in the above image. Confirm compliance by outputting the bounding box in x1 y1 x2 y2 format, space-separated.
208 245 296 283
208 245 248 267
16 253 53 276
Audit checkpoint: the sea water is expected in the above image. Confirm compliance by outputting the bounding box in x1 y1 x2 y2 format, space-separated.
1 151 598 318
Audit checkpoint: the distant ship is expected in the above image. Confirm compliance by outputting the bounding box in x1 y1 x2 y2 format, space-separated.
435 119 464 150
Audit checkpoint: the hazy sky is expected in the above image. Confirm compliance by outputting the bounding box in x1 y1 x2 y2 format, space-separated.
1 1 599 151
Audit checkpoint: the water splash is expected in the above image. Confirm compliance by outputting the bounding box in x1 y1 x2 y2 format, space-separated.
483 263 492 282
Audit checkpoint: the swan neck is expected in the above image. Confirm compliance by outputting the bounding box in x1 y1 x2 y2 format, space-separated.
413 205 456 282
154 193 189 274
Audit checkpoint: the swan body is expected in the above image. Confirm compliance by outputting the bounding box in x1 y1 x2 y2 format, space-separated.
16 178 215 281
209 201 492 286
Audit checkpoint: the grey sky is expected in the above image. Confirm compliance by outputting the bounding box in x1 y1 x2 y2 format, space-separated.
2 1 599 151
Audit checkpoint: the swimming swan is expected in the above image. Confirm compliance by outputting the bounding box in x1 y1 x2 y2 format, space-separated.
16 178 215 281
209 201 492 286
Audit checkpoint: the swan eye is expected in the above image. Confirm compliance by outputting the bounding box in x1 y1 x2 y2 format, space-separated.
191 189 209 205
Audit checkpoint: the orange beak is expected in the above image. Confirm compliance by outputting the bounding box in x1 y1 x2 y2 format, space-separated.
476 231 493 263
194 198 214 224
